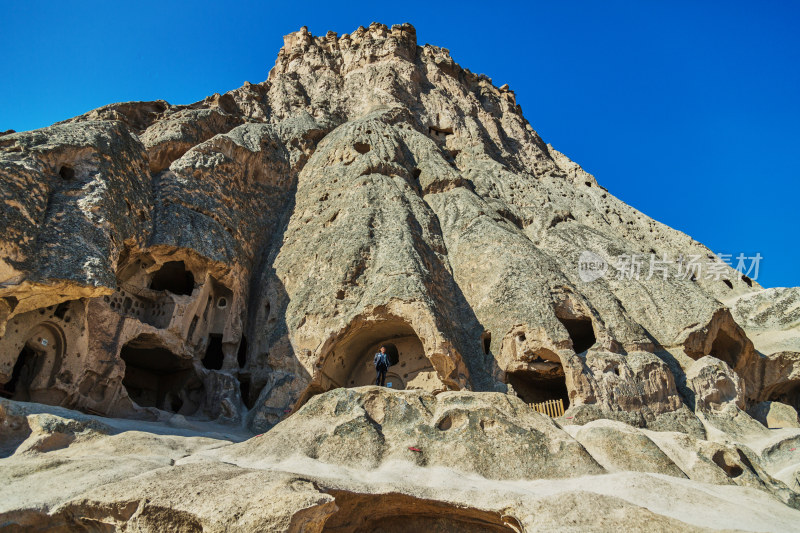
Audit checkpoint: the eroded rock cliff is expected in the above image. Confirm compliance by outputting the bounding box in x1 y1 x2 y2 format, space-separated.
2 21 800 532
1 22 798 439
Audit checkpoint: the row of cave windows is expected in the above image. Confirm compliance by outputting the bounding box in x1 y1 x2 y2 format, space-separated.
121 315 595 415
3 329 570 412
6 327 769 420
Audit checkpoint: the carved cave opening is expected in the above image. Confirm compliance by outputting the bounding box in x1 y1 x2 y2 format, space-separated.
558 316 596 354
238 374 258 410
121 336 204 415
202 334 224 370
0 345 42 400
237 336 248 368
321 490 518 532
506 364 569 408
1 322 65 404
428 125 454 141
149 261 195 295
58 165 75 180
482 331 491 355
317 320 440 395
708 328 744 369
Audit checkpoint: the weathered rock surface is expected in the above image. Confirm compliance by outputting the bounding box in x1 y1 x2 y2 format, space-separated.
3 22 795 431
748 401 800 429
3 394 800 531
1 21 800 530
222 386 604 479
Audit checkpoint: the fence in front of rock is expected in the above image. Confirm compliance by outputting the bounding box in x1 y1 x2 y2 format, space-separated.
529 398 565 418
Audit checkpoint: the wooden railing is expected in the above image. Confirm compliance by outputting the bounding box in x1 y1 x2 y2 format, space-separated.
529 398 565 418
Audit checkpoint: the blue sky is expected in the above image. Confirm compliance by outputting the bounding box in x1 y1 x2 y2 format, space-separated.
2 1 798 287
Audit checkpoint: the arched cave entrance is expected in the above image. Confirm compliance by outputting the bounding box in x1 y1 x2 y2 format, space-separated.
202 334 224 370
321 490 518 532
120 335 204 415
707 328 744 369
506 353 569 409
0 322 65 403
149 261 195 296
0 345 42 401
317 320 442 394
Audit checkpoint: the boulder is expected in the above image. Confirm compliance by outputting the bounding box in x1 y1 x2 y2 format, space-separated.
748 401 800 429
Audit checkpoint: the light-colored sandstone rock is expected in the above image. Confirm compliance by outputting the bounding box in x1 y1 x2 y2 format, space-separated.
230 386 605 480
748 401 800 429
2 396 800 531
3 22 786 433
687 356 746 412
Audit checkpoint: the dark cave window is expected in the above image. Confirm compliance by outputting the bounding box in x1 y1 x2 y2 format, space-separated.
506 368 569 408
558 316 596 354
202 334 224 370
0 345 41 399
121 337 203 414
149 261 195 295
59 165 75 180
237 337 248 368
482 332 492 355
708 329 743 369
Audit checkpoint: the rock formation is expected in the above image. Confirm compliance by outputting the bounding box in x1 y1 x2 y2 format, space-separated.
1 22 799 530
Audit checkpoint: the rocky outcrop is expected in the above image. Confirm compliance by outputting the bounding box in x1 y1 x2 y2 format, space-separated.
229 386 604 479
3 21 800 530
748 401 800 429
3 23 789 433
2 393 800 531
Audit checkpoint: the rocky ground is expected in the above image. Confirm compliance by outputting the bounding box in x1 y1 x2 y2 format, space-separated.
2 384 800 531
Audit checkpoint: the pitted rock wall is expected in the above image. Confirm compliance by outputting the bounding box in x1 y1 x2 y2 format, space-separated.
1 22 798 432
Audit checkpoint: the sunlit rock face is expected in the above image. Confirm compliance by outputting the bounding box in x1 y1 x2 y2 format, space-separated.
1 22 797 434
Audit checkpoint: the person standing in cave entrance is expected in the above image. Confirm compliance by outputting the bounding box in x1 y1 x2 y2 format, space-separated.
373 345 390 386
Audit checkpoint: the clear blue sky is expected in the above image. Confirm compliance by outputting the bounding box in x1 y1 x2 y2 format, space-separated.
2 1 798 287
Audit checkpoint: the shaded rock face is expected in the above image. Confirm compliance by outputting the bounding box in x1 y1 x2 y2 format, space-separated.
0 22 798 431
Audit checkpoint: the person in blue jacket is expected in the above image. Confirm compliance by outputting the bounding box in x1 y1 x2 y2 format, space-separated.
373 346 390 386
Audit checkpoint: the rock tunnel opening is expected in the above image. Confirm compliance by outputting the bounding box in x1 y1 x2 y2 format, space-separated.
0 345 42 400
121 335 204 415
1 322 65 404
428 125 454 141
482 331 492 355
506 364 569 409
712 450 744 478
708 328 743 369
58 165 75 180
237 336 248 368
239 376 256 410
558 316 596 354
315 319 441 396
202 334 224 370
149 261 195 296
321 490 518 532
